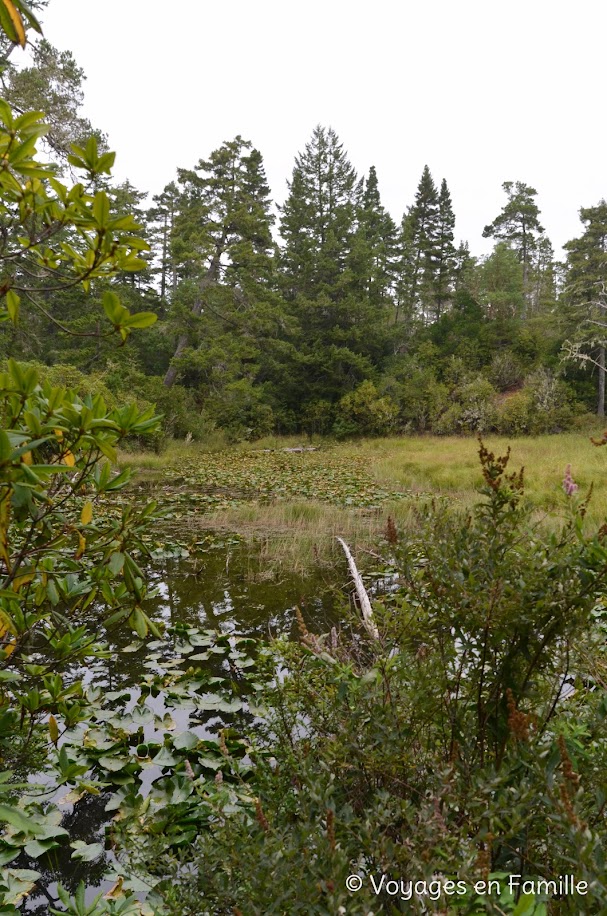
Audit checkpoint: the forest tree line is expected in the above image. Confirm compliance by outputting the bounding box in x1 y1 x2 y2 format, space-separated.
2 34 607 443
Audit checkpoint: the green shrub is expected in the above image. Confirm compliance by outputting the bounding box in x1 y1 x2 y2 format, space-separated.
333 380 398 439
0 360 120 407
397 376 450 432
488 350 525 391
434 377 497 434
433 401 464 435
523 369 575 434
149 444 607 914
300 399 334 437
207 379 275 442
441 354 474 389
457 376 498 432
496 390 533 435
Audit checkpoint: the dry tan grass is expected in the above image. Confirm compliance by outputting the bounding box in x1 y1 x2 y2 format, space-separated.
166 499 417 573
121 430 607 568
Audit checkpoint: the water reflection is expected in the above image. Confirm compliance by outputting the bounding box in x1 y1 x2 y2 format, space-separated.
22 535 344 912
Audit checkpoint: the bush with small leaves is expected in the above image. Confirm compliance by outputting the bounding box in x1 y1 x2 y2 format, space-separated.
488 349 525 392
149 445 607 914
333 380 399 439
496 390 533 435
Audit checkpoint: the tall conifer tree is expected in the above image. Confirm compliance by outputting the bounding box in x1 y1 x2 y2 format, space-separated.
147 181 179 308
433 178 457 319
397 165 439 325
349 165 398 306
482 181 544 318
563 201 607 415
278 128 392 415
163 137 278 388
280 125 358 302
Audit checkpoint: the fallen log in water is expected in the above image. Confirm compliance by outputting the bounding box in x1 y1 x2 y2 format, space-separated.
336 536 380 641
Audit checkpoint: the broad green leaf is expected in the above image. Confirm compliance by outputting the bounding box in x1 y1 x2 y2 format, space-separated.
152 746 177 767
173 731 199 751
70 840 104 862
5 290 19 325
23 838 59 858
0 805 42 835
123 311 157 329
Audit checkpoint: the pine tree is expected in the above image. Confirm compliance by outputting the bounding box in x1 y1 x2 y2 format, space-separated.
280 125 358 302
478 243 525 320
562 201 607 415
453 241 477 295
349 165 398 305
482 181 544 317
3 39 107 161
278 128 394 416
433 178 457 319
163 137 278 388
147 181 180 308
396 165 439 326
529 234 557 316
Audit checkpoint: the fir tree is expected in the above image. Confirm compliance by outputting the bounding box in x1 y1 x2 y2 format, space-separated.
279 124 358 302
147 181 180 308
349 165 398 305
482 181 544 317
433 178 457 319
278 128 393 417
163 137 278 388
453 241 477 295
562 201 607 415
529 234 557 316
478 242 525 320
397 165 439 326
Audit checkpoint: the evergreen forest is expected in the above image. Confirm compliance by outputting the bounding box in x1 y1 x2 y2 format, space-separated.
1 27 606 444
2 3 607 915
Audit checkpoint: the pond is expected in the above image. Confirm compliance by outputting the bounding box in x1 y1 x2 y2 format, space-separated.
19 533 354 914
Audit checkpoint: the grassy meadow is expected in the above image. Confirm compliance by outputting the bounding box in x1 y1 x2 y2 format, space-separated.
356 431 607 517
118 429 607 567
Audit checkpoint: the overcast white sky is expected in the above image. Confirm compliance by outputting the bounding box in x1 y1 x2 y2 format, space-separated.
36 0 607 258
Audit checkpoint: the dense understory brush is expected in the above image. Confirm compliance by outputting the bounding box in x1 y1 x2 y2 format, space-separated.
151 442 607 915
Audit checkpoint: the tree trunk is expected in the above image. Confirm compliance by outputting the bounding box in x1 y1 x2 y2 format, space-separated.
162 304 203 389
598 346 605 418
336 537 379 641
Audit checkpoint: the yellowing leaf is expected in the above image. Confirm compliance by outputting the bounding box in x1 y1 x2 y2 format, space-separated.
0 0 26 47
0 609 15 639
63 451 75 467
6 288 20 323
21 451 32 465
0 492 11 572
53 428 63 441
12 573 34 593
75 532 86 560
0 540 11 573
104 876 124 900
48 714 59 746
2 637 16 658
80 500 93 525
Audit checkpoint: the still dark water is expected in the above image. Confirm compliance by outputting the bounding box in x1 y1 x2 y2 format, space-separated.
21 535 347 913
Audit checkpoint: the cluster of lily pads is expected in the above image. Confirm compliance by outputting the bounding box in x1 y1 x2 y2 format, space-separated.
0 625 267 914
138 449 412 515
